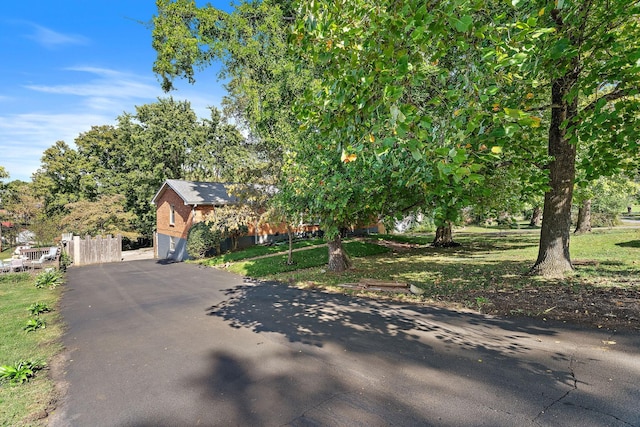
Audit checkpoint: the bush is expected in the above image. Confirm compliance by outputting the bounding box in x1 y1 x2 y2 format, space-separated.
0 360 46 385
23 318 46 332
59 252 72 271
186 222 221 259
28 302 51 316
34 270 64 289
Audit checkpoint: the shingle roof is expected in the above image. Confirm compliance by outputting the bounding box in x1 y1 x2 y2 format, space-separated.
151 179 237 206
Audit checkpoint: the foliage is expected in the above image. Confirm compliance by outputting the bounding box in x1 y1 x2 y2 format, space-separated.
30 98 252 240
0 360 45 385
1 180 49 245
153 0 305 184
59 251 72 272
34 269 64 290
574 175 640 227
206 204 258 251
29 211 64 247
63 194 137 239
186 222 222 259
31 141 83 215
23 317 46 332
187 108 255 182
590 177 639 217
27 302 51 316
291 0 640 277
292 0 503 236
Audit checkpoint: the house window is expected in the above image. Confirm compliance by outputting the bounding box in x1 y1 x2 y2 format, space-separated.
169 236 176 252
169 204 175 225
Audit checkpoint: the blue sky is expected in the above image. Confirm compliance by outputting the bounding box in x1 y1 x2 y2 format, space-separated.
1 1 231 182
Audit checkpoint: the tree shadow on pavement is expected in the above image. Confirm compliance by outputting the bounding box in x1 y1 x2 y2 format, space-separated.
188 279 639 425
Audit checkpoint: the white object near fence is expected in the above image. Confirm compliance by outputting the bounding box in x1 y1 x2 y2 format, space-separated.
68 235 122 266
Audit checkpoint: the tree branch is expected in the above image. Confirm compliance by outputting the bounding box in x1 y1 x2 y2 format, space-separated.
580 87 638 114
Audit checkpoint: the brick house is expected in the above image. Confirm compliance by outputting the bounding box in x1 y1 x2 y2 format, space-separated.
152 180 237 261
153 179 296 261
153 179 380 261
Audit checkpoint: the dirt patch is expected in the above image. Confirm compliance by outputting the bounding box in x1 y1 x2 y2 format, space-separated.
369 239 425 252
461 286 640 331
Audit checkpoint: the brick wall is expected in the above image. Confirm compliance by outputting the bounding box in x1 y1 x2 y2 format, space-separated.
156 188 194 240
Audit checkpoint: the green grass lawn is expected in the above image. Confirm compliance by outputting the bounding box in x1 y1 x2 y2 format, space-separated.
0 273 63 426
193 238 326 266
225 240 389 277
217 228 639 304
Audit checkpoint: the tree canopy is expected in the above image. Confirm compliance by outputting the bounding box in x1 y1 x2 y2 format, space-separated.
151 0 640 275
291 0 640 275
28 98 251 240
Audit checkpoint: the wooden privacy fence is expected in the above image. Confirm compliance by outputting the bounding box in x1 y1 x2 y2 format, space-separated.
67 235 122 266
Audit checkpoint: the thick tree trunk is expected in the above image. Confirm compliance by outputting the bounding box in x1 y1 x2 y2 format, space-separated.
574 199 592 234
327 234 352 272
530 76 577 277
432 222 459 247
529 206 542 227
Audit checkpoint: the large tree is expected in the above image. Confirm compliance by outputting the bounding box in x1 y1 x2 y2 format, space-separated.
293 0 640 277
493 1 639 276
153 0 304 183
153 0 364 268
31 98 249 240
62 194 137 239
31 141 84 215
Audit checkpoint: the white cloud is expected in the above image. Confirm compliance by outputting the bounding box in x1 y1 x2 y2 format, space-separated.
1 67 225 181
26 23 89 49
25 67 160 100
26 66 223 118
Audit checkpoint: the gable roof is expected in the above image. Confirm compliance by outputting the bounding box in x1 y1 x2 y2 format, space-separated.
151 179 237 206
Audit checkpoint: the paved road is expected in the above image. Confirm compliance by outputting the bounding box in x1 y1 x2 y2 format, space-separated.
50 260 640 426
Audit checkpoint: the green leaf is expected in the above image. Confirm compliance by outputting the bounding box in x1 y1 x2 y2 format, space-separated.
503 108 523 119
504 124 519 137
549 38 569 60
451 15 473 33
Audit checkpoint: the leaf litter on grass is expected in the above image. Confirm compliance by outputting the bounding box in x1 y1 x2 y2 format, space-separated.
271 230 640 330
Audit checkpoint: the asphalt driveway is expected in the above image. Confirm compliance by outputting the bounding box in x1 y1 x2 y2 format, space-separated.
50 259 640 426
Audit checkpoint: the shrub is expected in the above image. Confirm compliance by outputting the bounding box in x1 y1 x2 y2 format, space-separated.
187 222 221 259
28 302 52 316
34 269 64 289
59 252 72 271
0 360 46 385
23 318 46 332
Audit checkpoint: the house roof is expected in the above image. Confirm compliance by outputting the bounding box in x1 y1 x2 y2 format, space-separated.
151 179 238 206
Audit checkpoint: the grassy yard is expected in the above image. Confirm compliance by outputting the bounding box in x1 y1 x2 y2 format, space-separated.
224 240 389 277
193 238 326 266
0 272 64 426
266 228 638 290
224 227 638 285
212 226 640 329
